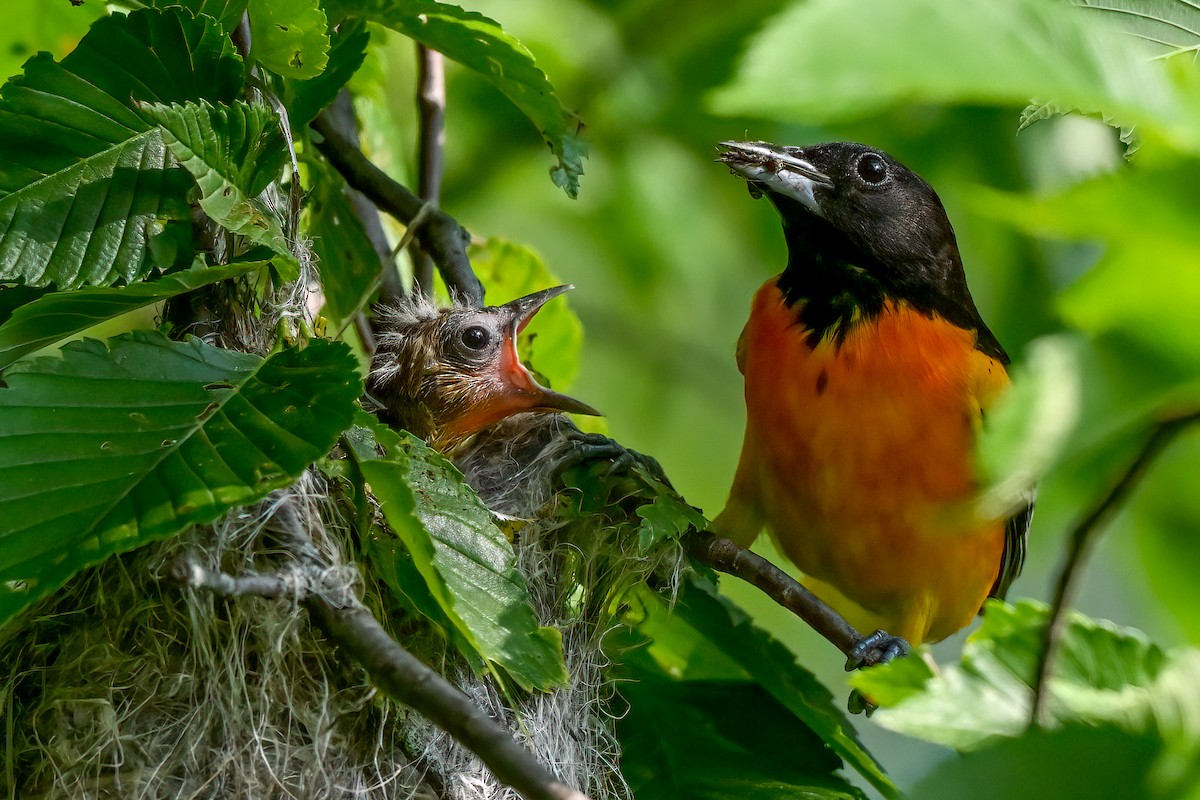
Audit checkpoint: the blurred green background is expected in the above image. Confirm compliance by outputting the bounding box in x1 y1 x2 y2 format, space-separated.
7 0 1200 793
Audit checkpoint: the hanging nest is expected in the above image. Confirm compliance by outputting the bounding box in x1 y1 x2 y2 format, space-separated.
0 408 688 799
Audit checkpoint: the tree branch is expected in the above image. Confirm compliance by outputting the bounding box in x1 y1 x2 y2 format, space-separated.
173 559 296 599
1031 409 1200 726
263 492 590 800
305 596 589 800
310 110 483 306
685 531 863 659
412 45 446 299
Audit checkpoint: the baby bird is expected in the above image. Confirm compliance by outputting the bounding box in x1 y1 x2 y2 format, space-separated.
367 286 600 452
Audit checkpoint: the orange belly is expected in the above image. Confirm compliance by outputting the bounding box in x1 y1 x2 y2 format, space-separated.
715 279 1009 645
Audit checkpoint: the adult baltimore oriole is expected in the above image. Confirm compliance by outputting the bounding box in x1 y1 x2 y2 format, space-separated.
713 141 1032 660
368 286 600 453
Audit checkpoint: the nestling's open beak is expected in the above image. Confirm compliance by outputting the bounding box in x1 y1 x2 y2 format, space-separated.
717 140 832 215
496 285 601 418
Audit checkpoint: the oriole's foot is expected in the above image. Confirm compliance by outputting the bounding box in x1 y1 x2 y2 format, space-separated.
845 629 910 671
847 690 875 716
561 431 671 485
844 630 911 715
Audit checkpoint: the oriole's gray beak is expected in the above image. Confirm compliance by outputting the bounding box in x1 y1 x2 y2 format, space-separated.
718 140 832 215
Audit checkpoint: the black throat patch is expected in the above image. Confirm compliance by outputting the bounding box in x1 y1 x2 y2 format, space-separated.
770 195 1008 364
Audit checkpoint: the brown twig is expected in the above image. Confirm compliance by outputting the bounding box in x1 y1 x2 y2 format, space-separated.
685 531 862 658
265 493 589 800
310 110 483 306
1031 409 1200 726
306 597 589 800
412 45 446 298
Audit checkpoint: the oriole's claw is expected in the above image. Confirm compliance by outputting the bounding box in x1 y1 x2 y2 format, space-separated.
562 431 671 486
845 629 911 671
847 689 875 716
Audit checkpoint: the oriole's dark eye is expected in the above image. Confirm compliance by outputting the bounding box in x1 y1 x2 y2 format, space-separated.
856 152 888 185
460 325 490 351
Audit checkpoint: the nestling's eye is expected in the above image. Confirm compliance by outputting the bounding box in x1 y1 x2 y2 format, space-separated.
856 152 888 185
459 325 490 351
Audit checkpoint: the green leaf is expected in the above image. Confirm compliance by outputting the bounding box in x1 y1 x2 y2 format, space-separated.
467 239 584 391
248 0 330 80
345 415 568 692
1072 0 1200 59
323 0 586 197
135 0 249 33
141 101 298 270
0 261 266 371
0 333 362 629
634 481 708 551
618 676 866 800
710 0 1193 142
0 7 244 289
913 724 1175 800
307 166 382 325
975 335 1082 521
287 18 369 129
669 578 900 799
851 600 1169 750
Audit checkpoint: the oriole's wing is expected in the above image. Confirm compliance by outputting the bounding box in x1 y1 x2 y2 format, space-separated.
990 497 1033 600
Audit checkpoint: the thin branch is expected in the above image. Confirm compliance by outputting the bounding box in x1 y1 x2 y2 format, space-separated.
306 597 589 800
310 110 483 306
686 531 862 658
1031 409 1200 726
173 559 296 599
265 493 589 800
412 45 446 298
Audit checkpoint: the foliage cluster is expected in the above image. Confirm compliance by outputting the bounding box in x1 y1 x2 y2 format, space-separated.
1 0 1199 797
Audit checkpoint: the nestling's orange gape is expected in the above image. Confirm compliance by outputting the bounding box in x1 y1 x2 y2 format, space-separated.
713 141 1031 660
719 282 1009 645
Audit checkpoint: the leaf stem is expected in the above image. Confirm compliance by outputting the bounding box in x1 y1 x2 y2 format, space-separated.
310 110 483 306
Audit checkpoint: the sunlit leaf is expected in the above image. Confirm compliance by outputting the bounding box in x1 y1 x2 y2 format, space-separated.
0 8 243 289
851 600 1170 750
0 261 267 371
0 333 361 629
248 0 330 80
287 18 369 129
1073 0 1200 59
142 101 298 270
711 0 1195 145
345 415 568 692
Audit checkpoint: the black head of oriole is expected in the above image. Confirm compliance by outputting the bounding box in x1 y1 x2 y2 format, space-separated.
713 140 1032 647
368 286 600 452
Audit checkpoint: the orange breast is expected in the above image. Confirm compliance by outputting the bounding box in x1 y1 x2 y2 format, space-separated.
718 279 1009 644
